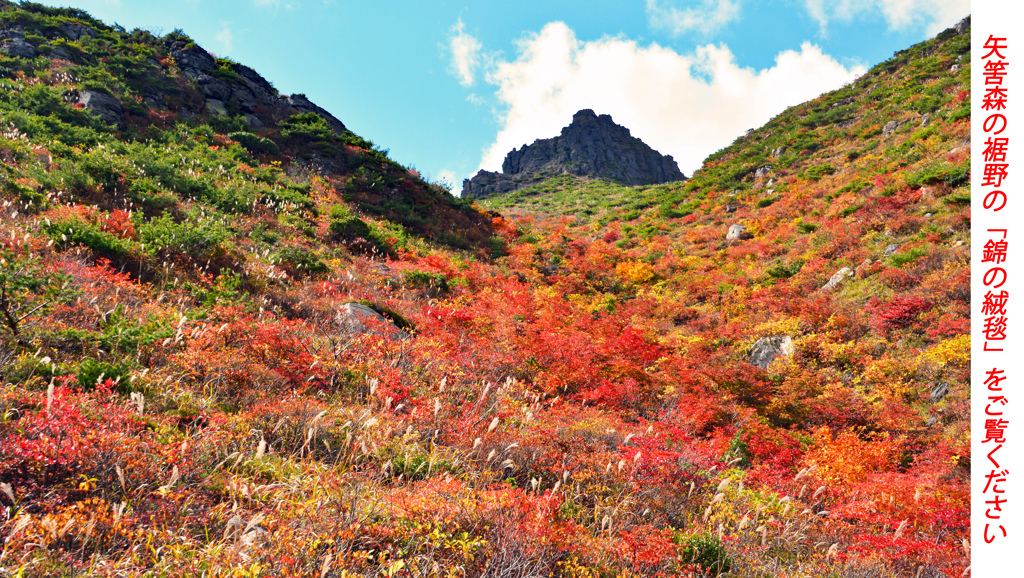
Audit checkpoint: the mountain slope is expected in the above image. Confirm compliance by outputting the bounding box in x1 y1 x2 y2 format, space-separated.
0 4 970 577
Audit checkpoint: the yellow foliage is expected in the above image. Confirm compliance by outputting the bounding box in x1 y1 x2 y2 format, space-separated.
615 260 656 284
919 334 970 368
751 317 802 339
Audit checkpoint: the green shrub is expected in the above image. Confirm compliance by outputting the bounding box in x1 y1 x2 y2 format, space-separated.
330 215 372 241
889 247 927 268
76 358 131 393
138 212 227 259
839 203 864 218
228 131 280 155
279 113 334 142
802 163 836 182
766 260 803 280
676 532 732 576
43 219 136 262
274 245 329 278
402 270 449 294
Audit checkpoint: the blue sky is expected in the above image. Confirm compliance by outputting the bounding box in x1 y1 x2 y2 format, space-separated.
39 1 970 194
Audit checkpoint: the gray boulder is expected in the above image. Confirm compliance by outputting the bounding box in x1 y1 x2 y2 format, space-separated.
60 21 96 41
883 243 900 257
749 336 794 369
78 90 123 127
726 224 752 241
754 166 772 179
205 99 228 116
930 382 950 403
336 303 410 342
44 44 75 62
244 114 264 129
820 267 854 291
1 37 35 59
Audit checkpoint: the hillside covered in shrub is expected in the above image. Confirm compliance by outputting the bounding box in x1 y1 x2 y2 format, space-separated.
0 2 970 577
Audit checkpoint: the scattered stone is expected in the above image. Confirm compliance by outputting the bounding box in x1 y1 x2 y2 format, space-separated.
724 204 737 213
920 113 931 127
855 259 873 277
949 64 960 73
336 303 410 342
749 336 794 369
771 146 786 158
924 212 933 219
754 165 772 179
78 90 124 127
883 243 900 257
821 267 854 292
726 224 752 241
930 382 950 403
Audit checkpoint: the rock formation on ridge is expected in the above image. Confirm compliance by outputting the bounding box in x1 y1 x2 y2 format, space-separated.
462 109 685 198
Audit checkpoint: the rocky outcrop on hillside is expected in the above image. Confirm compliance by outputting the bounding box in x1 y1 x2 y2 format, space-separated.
0 16 346 135
463 109 685 198
164 38 347 134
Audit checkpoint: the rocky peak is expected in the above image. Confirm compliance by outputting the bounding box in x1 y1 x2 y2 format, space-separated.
463 109 685 198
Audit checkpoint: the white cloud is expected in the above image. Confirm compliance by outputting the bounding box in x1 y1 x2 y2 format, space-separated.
216 21 234 54
446 19 484 87
646 0 741 36
435 169 462 196
477 22 865 177
803 0 970 35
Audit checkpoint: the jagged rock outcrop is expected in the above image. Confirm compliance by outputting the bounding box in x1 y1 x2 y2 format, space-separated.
463 109 685 198
164 38 347 134
0 16 348 137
